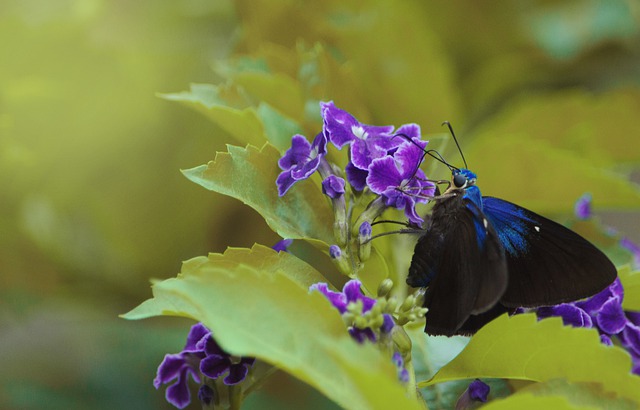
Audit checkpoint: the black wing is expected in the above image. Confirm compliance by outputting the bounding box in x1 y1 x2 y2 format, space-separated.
482 196 616 308
408 193 508 336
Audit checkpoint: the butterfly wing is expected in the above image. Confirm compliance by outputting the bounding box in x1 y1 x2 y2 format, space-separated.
408 193 508 336
482 196 616 307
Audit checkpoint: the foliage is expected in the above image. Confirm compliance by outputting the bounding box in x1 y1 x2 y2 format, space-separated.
5 0 640 409
125 0 640 404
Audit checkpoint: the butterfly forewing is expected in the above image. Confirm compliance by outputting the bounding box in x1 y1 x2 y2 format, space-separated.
482 197 617 307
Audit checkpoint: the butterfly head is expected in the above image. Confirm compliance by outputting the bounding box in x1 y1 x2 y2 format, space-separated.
452 168 477 189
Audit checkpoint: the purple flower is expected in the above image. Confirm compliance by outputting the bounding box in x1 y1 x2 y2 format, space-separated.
276 133 327 196
322 175 346 198
200 335 255 385
392 352 410 383
456 379 490 409
321 101 397 170
310 280 376 314
154 323 208 408
537 277 640 375
367 138 435 224
197 385 215 406
154 323 254 409
272 238 293 253
310 280 395 343
574 193 592 219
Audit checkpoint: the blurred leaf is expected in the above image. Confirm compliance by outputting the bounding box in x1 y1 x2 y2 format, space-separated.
516 378 636 410
234 0 461 129
256 102 304 151
423 313 640 404
233 71 305 122
481 392 588 410
182 143 334 245
619 265 640 311
471 88 640 166
161 83 267 147
464 132 640 214
123 259 422 410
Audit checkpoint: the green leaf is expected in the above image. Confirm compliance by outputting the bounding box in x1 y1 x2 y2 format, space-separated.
620 265 640 311
516 378 636 410
471 87 640 166
256 102 304 151
194 244 328 289
422 313 640 403
160 83 266 147
481 392 589 410
123 255 422 410
182 143 334 245
232 71 305 122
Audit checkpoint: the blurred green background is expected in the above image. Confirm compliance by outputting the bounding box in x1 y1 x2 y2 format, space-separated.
2 1 639 409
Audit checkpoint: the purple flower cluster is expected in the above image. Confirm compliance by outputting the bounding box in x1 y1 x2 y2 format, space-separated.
310 279 395 343
154 323 255 409
537 277 640 374
277 101 435 224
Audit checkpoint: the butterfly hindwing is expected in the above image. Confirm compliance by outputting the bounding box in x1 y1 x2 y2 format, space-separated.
409 193 508 336
482 196 617 307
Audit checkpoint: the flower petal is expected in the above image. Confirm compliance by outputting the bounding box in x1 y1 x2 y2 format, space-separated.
345 161 368 191
322 175 346 199
276 170 296 196
310 282 348 313
200 354 231 379
154 354 186 388
393 138 427 177
185 323 210 351
597 296 627 334
537 304 592 328
165 368 193 409
366 156 403 194
223 363 250 385
278 134 311 171
468 379 490 402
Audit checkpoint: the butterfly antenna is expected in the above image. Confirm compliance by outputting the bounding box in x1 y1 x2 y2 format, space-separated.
392 133 457 171
442 121 467 169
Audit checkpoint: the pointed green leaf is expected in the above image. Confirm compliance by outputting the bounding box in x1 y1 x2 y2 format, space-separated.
182 144 334 245
195 244 328 288
160 83 266 147
123 256 421 410
422 313 640 403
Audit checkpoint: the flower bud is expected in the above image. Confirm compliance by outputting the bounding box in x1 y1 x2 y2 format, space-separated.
329 245 350 274
377 278 394 298
358 221 372 261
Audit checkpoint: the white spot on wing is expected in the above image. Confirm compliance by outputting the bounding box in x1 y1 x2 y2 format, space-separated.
534 226 540 232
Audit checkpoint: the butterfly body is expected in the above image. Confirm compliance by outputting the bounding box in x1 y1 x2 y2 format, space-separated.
407 168 617 336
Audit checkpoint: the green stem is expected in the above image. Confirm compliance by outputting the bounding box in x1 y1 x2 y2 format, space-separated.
228 385 241 410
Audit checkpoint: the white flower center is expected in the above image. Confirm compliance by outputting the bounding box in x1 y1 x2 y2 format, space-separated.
351 125 368 140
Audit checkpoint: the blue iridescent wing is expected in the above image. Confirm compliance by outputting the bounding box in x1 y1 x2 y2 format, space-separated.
482 196 617 307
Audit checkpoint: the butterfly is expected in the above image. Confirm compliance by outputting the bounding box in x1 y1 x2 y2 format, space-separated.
405 128 617 336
